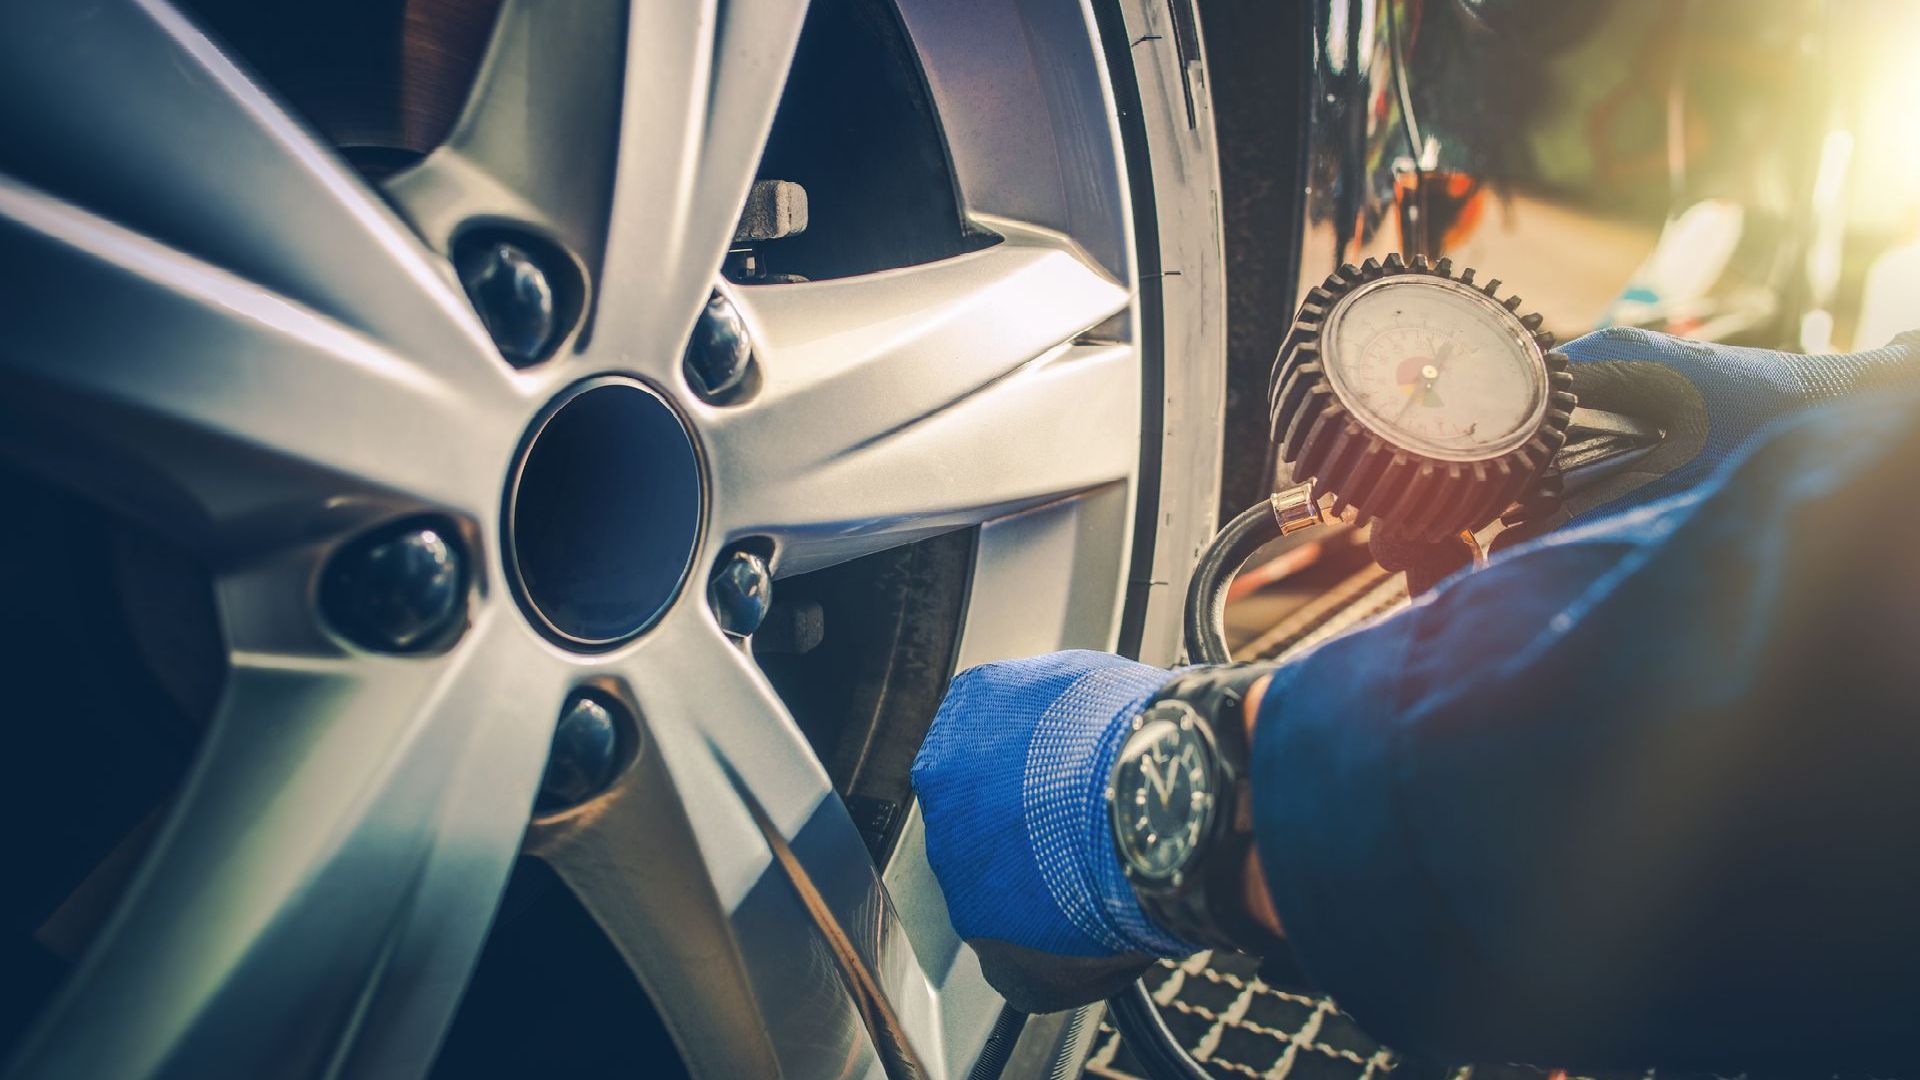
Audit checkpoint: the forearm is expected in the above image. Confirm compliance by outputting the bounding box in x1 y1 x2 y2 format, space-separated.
1244 388 1920 1070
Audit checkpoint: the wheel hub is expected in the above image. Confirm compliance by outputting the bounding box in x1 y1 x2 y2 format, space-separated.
505 377 703 648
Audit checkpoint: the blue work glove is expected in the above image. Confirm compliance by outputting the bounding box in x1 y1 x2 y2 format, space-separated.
910 650 1195 1012
1547 327 1920 524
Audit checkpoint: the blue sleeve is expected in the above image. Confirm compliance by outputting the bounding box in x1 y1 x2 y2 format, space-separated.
1250 385 1920 1072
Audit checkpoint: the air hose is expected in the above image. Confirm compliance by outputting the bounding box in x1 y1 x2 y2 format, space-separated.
1181 498 1292 666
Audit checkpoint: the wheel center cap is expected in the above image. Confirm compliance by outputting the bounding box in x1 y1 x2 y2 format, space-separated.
506 377 703 648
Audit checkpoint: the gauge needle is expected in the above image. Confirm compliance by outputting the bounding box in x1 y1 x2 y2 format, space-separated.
1397 342 1454 417
1396 375 1433 421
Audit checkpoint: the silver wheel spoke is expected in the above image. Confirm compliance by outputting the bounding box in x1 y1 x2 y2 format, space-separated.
8 612 570 1080
0 180 513 541
894 0 1133 281
709 231 1138 575
382 0 629 274
386 0 807 374
0 0 506 378
532 608 936 1079
590 0 810 370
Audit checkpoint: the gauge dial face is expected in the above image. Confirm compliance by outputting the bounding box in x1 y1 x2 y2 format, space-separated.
1320 277 1547 461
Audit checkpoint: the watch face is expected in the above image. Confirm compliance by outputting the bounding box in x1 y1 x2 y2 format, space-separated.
1110 705 1217 883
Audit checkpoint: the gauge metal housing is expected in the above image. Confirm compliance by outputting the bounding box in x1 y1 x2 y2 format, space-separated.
1270 254 1575 542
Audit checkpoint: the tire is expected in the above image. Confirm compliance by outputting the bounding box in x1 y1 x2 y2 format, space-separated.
1105 0 1231 671
0 1 1225 1077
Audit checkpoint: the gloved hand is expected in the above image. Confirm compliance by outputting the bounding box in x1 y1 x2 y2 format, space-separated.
1541 326 1920 525
910 650 1194 1013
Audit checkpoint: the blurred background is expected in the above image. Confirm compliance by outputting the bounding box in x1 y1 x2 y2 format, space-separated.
1298 0 1920 349
1213 0 1920 662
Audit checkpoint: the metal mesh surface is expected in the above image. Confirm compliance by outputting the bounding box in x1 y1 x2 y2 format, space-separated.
1083 951 1396 1080
1080 952 1747 1080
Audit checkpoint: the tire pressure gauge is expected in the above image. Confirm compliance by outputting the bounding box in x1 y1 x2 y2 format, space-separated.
1270 254 1575 543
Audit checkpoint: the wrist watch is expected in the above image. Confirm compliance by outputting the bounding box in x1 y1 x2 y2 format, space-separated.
1107 665 1283 956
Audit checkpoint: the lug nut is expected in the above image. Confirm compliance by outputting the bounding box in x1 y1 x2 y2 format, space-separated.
458 239 558 366
709 549 772 637
537 691 625 812
320 521 466 653
683 291 755 402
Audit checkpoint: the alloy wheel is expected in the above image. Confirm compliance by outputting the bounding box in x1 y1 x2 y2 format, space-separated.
0 0 1224 1076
